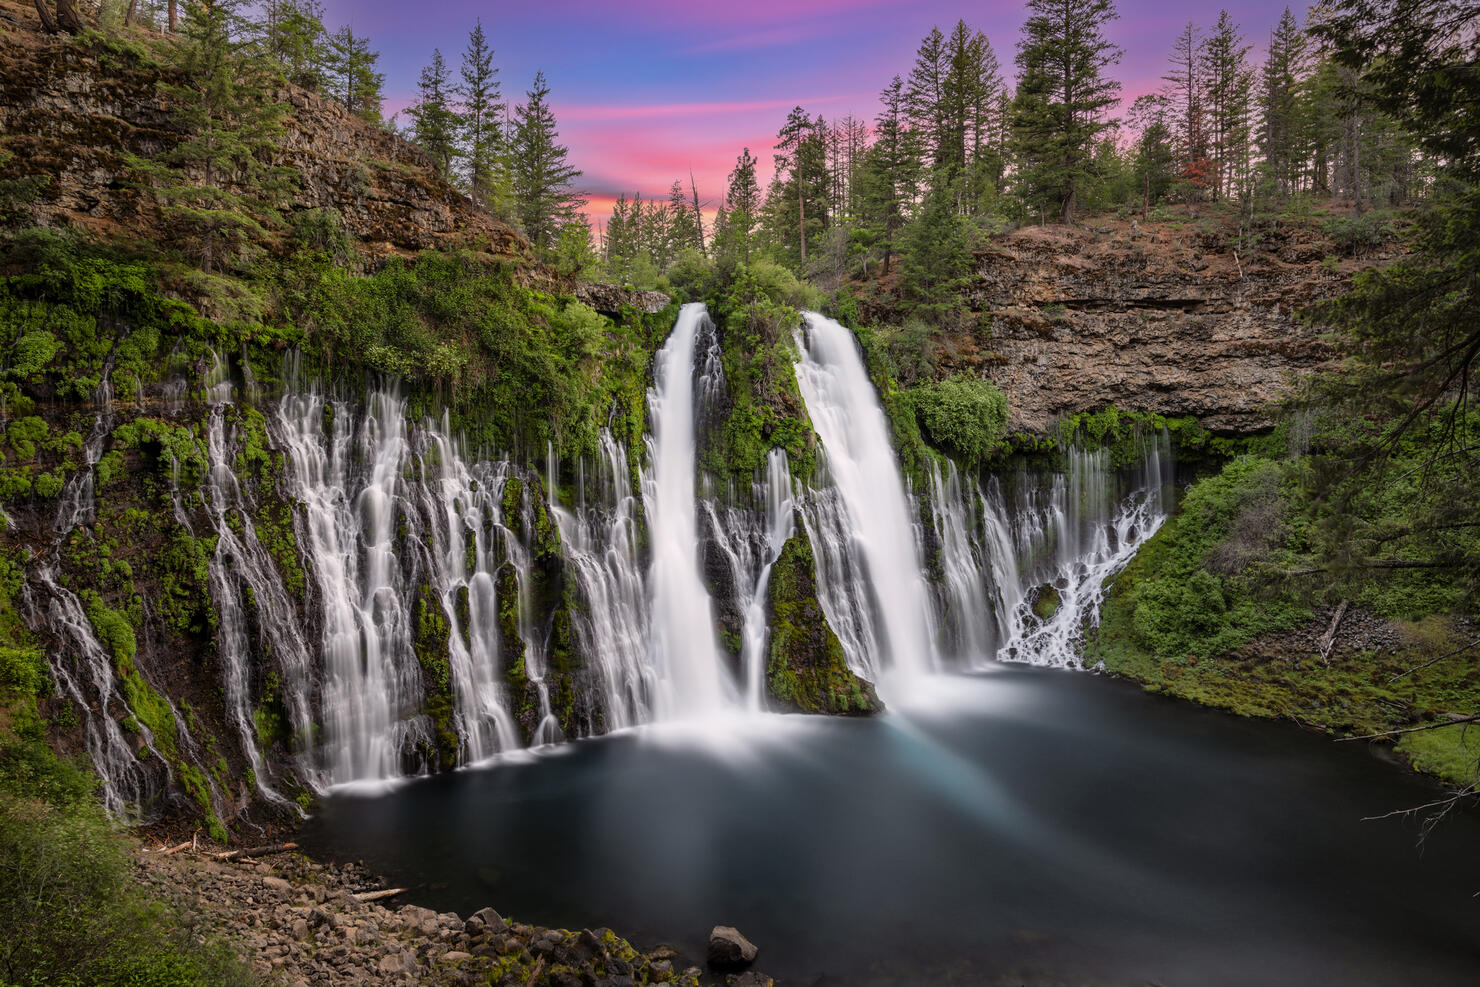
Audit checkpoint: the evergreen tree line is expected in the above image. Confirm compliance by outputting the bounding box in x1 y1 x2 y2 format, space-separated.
596 1 1429 308
404 26 585 260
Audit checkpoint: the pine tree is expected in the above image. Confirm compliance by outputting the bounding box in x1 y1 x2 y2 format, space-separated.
1203 10 1254 199
1128 93 1177 212
667 179 703 257
860 74 920 274
1260 7 1307 195
720 147 761 264
263 0 327 92
510 72 584 257
907 27 950 174
772 106 828 267
326 26 384 122
147 0 291 272
458 20 504 209
1010 0 1124 224
1163 22 1212 197
410 50 461 180
552 212 599 276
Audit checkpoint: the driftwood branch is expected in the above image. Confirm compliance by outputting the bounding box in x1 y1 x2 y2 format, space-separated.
215 842 298 861
1319 600 1349 664
353 887 408 903
1390 639 1480 683
1338 713 1480 741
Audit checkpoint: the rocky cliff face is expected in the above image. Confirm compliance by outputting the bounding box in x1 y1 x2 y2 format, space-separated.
934 218 1385 434
0 8 526 263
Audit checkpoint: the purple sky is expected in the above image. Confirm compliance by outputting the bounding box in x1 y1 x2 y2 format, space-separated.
316 1 1301 223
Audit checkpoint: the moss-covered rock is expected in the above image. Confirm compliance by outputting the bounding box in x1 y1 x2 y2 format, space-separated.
765 529 883 716
411 583 458 768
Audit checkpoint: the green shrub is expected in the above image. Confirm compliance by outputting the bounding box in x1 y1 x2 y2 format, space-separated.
909 376 1010 468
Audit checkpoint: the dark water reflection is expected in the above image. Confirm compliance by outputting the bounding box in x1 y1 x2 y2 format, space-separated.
300 667 1480 985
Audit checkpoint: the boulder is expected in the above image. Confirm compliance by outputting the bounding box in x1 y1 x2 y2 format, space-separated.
707 925 758 969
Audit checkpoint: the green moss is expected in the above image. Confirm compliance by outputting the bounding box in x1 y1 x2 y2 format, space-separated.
766 532 883 715
157 532 217 636
6 416 49 459
1396 725 1480 786
411 583 458 767
496 563 538 740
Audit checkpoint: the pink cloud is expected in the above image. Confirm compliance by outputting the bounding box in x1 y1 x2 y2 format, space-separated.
556 96 844 123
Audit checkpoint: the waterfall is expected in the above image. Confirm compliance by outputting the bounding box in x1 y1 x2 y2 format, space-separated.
701 449 797 710
33 568 157 819
205 396 320 803
926 430 1176 669
794 312 938 682
411 420 521 762
548 430 653 730
641 302 732 715
928 460 994 661
273 384 431 783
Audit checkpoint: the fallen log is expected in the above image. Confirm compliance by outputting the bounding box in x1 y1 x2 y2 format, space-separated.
215 841 299 861
353 887 408 903
1318 600 1349 665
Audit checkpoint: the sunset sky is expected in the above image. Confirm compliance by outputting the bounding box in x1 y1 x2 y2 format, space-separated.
316 1 1302 224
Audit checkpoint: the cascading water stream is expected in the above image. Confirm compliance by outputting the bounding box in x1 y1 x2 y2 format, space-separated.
642 302 732 715
273 382 430 784
548 430 653 728
925 430 1176 669
204 384 319 803
413 421 520 763
794 312 938 684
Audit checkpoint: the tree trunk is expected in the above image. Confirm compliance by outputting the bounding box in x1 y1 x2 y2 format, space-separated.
798 180 806 264
169 1 178 32
55 0 83 33
33 0 58 33
124 0 139 27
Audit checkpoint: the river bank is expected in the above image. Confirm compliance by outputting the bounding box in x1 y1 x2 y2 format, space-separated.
132 836 763 987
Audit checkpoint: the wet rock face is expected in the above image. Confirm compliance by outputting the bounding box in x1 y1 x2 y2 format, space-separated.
765 530 884 716
919 220 1378 435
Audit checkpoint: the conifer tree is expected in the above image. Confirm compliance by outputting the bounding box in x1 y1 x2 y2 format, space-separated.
720 148 761 264
458 20 504 210
907 27 950 173
410 50 461 180
327 26 385 122
773 106 817 264
1260 7 1307 195
667 179 703 256
859 75 920 274
147 0 291 272
1010 0 1124 223
263 0 327 92
510 72 584 256
1203 10 1254 199
1163 22 1212 196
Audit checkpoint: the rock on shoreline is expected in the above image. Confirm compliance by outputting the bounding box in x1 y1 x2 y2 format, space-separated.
133 842 774 986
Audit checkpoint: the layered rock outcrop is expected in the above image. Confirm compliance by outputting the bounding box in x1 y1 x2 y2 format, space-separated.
938 219 1387 434
0 7 526 262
